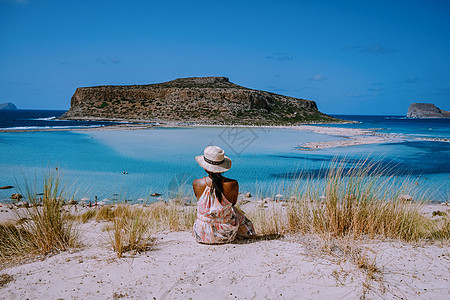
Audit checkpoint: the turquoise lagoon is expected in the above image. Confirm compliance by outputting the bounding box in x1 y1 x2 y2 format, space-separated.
0 126 449 202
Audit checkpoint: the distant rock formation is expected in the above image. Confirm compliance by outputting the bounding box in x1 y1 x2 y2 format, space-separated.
61 77 342 125
0 102 17 110
407 103 450 118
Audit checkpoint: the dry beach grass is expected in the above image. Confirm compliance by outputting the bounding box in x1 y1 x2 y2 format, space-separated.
0 172 78 258
0 162 449 298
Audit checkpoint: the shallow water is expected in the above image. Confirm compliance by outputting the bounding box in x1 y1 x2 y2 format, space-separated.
0 126 448 202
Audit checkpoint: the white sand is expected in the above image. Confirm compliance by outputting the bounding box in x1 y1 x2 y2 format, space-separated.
285 125 404 150
1 203 449 299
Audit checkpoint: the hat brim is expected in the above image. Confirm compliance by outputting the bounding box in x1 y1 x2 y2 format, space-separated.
195 155 232 173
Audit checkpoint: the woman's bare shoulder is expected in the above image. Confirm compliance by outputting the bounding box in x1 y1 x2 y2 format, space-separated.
193 177 205 186
222 177 238 189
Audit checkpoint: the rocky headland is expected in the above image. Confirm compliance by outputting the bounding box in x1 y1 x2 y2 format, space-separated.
61 77 342 125
0 102 17 110
407 103 450 118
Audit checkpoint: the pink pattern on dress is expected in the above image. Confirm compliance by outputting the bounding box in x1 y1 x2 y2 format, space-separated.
193 184 256 244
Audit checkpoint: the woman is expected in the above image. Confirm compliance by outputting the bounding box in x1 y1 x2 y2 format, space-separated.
193 146 256 244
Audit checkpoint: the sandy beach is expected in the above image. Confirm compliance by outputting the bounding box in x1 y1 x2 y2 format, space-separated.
1 201 449 299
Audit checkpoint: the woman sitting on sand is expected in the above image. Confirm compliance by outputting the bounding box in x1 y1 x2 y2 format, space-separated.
193 146 256 244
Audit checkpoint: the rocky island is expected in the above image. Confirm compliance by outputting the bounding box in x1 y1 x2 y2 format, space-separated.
0 102 17 110
61 77 341 125
407 103 450 118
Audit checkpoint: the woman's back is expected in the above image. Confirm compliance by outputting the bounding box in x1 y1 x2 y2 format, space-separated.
193 176 239 205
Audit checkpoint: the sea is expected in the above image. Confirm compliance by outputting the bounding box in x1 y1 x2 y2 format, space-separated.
0 110 449 203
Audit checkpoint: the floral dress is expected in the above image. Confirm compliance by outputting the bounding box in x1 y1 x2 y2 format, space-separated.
193 182 256 244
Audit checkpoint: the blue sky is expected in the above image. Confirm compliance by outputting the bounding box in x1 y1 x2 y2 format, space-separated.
1 0 449 115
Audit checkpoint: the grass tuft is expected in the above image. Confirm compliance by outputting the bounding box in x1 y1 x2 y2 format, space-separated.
246 203 287 236
145 201 196 232
427 215 450 240
0 222 32 257
0 273 14 287
0 172 79 259
98 201 196 257
95 205 115 221
285 159 435 242
107 204 153 257
80 209 96 223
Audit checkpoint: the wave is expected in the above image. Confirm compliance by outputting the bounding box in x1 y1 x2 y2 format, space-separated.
30 116 59 121
384 116 407 120
29 118 134 124
1 125 103 130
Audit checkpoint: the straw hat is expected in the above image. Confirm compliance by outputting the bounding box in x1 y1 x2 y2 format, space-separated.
195 146 232 173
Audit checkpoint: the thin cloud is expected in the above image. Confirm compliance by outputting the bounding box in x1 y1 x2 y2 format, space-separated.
94 57 121 65
265 54 294 61
368 87 383 92
343 44 394 54
107 56 121 64
95 58 108 65
309 74 328 82
361 44 394 54
400 77 420 84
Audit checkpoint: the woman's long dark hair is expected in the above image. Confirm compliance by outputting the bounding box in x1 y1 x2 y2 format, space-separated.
209 172 224 202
